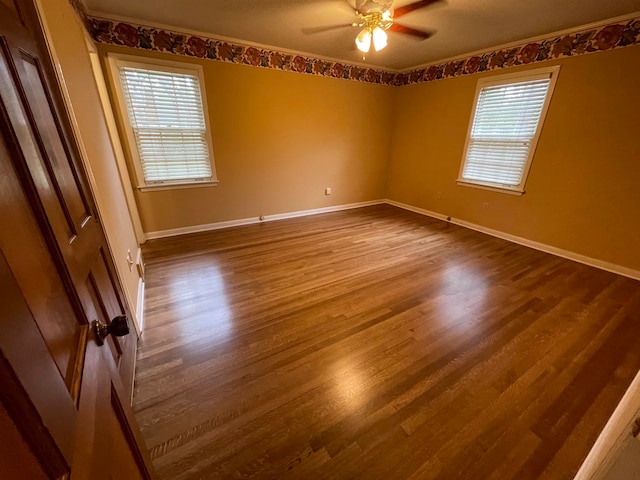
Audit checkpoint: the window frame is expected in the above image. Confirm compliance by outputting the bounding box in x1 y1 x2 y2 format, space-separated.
457 65 560 196
106 53 218 191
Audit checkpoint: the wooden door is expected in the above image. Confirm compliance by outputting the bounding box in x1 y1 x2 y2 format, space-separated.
0 0 136 394
0 0 153 478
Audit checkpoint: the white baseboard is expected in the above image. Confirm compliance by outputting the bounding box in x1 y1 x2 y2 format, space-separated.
144 197 638 281
385 199 640 281
385 199 450 222
144 200 385 240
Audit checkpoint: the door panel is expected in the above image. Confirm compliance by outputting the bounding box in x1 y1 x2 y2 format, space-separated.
0 402 48 480
19 49 92 232
82 245 136 385
110 384 147 480
0 127 82 388
0 42 76 244
72 340 150 480
0 250 76 469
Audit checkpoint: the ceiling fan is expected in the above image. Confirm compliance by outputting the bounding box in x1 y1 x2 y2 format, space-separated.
304 0 443 54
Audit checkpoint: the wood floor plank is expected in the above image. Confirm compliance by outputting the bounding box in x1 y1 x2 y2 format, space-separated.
135 205 640 479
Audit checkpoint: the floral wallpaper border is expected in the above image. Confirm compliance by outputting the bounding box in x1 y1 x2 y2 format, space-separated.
87 17 396 86
85 15 640 87
398 18 640 86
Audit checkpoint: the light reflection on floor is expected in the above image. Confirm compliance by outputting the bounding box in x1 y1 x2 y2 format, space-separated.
166 258 233 342
433 262 489 326
330 356 366 412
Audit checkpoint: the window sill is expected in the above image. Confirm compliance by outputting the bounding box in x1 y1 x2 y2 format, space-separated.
456 180 524 196
138 180 219 192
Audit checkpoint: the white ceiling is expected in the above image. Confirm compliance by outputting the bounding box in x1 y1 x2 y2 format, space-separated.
84 0 640 70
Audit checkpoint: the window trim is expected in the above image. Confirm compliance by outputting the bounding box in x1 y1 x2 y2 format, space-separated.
106 53 218 191
457 65 560 195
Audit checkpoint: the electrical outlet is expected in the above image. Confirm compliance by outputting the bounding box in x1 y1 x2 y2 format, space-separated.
325 187 332 195
482 202 489 211
126 249 134 271
437 191 442 200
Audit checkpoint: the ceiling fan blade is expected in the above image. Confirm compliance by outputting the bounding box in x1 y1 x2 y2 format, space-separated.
393 0 443 19
389 23 433 39
301 24 355 35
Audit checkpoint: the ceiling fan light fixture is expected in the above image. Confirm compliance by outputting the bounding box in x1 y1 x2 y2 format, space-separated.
355 28 372 53
372 26 388 51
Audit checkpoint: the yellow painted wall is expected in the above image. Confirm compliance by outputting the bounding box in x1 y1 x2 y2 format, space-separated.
387 45 640 271
98 44 395 233
95 36 639 272
37 0 143 328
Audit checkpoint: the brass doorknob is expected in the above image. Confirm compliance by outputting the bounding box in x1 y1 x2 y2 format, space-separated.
92 315 130 346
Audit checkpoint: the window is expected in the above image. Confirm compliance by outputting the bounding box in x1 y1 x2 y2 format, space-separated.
458 66 559 195
107 54 217 190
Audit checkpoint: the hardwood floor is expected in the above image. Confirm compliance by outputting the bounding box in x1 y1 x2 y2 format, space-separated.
136 204 640 480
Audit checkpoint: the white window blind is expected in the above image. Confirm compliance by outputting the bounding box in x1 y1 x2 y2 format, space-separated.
119 66 212 184
459 69 557 192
